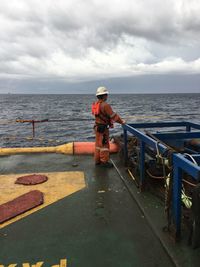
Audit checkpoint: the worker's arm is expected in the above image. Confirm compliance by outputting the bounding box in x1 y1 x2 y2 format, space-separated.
103 103 125 124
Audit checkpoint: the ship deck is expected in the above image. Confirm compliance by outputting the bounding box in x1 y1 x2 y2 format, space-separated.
0 153 200 267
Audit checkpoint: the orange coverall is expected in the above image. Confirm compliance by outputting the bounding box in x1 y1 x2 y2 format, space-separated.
94 100 123 164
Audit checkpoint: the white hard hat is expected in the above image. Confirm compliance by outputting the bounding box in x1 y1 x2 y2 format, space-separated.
96 86 109 96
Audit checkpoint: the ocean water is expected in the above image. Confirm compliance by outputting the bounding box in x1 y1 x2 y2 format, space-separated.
0 93 200 147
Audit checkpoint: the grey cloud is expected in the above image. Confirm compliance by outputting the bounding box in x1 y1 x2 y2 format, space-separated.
1 1 199 51
0 0 200 88
184 17 200 33
40 1 200 62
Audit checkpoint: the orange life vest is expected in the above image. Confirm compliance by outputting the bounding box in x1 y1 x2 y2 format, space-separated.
92 101 113 127
91 101 101 116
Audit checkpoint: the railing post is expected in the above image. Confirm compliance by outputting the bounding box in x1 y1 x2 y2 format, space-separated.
172 155 182 239
186 123 191 132
32 120 35 138
140 141 145 188
123 128 128 165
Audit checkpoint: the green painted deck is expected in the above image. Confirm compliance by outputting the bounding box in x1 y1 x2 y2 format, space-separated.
0 153 199 266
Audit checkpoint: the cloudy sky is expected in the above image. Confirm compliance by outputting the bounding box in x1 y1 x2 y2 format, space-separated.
0 0 200 93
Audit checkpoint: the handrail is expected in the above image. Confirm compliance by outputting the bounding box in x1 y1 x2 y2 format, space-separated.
122 121 200 239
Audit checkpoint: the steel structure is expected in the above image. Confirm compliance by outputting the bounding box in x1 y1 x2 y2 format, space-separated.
122 121 200 238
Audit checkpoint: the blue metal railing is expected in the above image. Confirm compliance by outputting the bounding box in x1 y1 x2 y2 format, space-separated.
172 154 200 237
122 121 200 238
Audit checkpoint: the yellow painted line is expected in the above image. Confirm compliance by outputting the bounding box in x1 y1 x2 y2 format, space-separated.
0 171 85 228
0 258 68 267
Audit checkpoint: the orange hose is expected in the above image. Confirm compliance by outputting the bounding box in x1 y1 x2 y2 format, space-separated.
73 142 119 155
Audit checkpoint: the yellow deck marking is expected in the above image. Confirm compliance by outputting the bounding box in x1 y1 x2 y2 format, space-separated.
0 171 85 228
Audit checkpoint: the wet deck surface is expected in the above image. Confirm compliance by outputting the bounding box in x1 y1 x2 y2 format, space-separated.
0 153 195 266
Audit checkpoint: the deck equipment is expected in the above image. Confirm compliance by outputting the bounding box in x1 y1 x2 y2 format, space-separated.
122 121 200 244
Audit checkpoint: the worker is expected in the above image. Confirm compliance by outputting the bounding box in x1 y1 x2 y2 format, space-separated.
92 86 125 167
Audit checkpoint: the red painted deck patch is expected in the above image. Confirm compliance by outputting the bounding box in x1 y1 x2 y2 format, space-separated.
0 190 44 223
15 174 48 185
